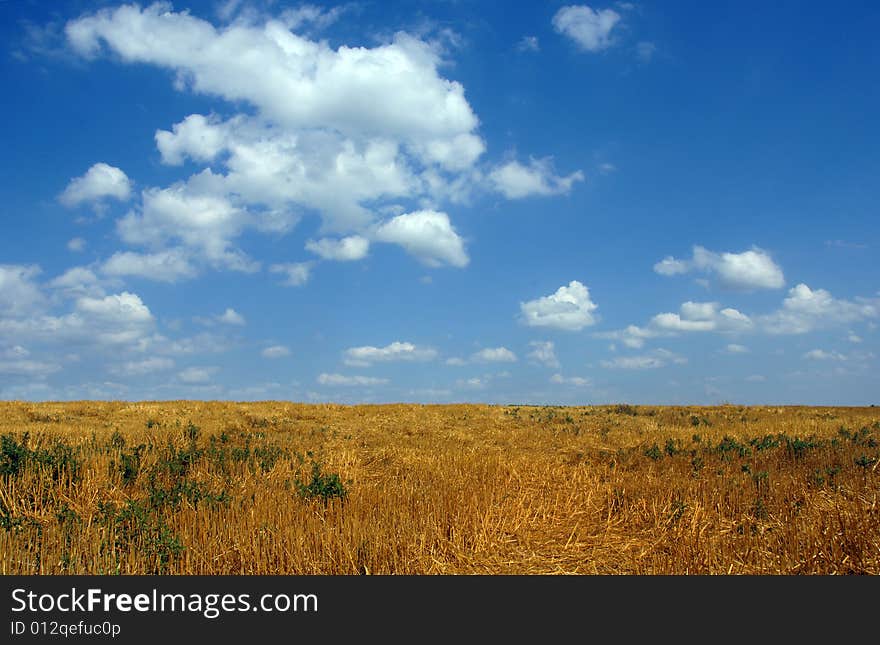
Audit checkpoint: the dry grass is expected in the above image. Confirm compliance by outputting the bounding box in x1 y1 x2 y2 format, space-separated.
1 401 878 574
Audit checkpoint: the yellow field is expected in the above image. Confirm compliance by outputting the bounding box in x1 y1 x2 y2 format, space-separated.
1 401 878 574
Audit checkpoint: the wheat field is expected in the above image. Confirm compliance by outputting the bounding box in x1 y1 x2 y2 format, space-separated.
0 400 878 574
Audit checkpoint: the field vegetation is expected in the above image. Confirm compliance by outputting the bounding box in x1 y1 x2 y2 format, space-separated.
1 401 878 574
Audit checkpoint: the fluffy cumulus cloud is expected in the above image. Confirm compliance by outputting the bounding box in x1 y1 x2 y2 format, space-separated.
343 341 437 366
650 301 753 333
270 262 313 287
601 284 880 352
117 183 260 274
596 324 659 350
67 237 87 252
101 249 198 283
317 373 389 386
0 268 157 353
216 308 245 325
62 3 579 275
0 262 262 392
0 265 46 316
73 292 155 346
552 5 622 52
65 6 480 146
305 236 370 261
760 284 879 334
520 280 598 331
598 301 752 349
373 210 469 267
488 157 584 199
154 113 229 165
654 245 785 290
550 373 590 386
64 6 478 225
527 340 560 368
49 267 113 299
59 162 131 208
471 347 517 363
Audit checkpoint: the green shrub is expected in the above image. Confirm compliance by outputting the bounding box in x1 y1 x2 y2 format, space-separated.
295 461 348 503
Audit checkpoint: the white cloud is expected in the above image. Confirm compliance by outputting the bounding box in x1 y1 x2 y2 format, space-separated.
305 236 370 261
520 280 598 331
601 355 664 370
112 357 174 376
64 3 587 274
650 313 715 333
654 245 785 290
0 382 54 401
101 249 199 283
59 162 131 207
151 331 231 356
48 266 110 299
745 374 766 383
344 341 437 366
154 113 417 233
471 347 517 363
653 256 689 276
276 4 349 32
455 376 487 390
217 308 245 325
76 291 153 325
0 359 61 378
0 279 157 352
261 345 290 359
373 210 468 267
650 301 753 333
598 302 752 350
488 157 584 199
552 5 622 52
761 284 879 334
0 265 45 316
517 36 540 52
601 348 686 370
270 262 313 287
550 373 590 387
317 373 388 386
0 345 30 359
178 366 217 383
445 357 467 366
803 349 848 361
67 237 86 252
117 183 259 273
724 343 750 354
527 340 560 368
65 5 490 234
594 324 659 349
155 113 229 165
847 331 863 344
66 6 481 158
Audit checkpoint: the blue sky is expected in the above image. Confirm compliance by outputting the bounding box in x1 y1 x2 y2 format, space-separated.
1 1 878 405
